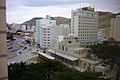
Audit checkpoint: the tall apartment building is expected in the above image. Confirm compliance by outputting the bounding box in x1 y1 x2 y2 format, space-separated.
71 7 98 45
39 26 52 48
35 15 56 47
0 0 8 80
109 15 120 41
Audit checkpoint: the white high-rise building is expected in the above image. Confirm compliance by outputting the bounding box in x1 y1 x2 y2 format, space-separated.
39 26 52 48
71 7 98 45
35 15 70 48
35 15 56 48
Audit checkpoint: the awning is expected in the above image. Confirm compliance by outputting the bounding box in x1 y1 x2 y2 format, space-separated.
38 52 55 60
47 49 78 61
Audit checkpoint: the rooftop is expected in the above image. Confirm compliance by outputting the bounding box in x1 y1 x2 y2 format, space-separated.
47 49 79 61
38 52 55 60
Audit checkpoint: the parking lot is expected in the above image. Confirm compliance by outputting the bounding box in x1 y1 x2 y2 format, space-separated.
7 36 38 64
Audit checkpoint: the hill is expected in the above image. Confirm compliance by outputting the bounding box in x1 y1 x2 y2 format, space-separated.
53 16 71 25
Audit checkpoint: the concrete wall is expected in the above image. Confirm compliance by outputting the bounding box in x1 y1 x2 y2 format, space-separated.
0 0 8 80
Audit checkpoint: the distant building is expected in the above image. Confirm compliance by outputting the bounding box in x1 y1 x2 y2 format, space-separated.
71 7 98 45
10 23 22 30
109 15 120 41
21 24 33 31
22 17 43 32
95 64 110 75
97 28 108 43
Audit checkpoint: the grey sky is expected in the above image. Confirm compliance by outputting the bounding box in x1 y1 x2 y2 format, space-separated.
6 0 120 23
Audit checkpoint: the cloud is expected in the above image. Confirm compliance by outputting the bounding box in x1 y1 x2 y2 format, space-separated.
6 4 76 23
6 0 120 23
19 0 83 7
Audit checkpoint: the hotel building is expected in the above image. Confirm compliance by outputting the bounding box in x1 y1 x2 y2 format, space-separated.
71 7 98 45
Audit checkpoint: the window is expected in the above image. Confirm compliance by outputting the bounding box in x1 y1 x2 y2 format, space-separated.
62 46 64 51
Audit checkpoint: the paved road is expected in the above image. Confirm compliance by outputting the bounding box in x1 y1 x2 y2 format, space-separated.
107 63 119 80
8 49 37 64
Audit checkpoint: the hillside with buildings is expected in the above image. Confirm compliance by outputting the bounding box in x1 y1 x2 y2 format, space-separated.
22 11 120 30
23 16 71 26
23 17 43 26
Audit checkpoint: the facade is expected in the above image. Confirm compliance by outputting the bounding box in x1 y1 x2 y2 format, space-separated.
35 20 41 43
39 26 52 48
109 15 120 41
0 0 8 80
97 28 108 43
21 24 33 31
71 7 98 45
52 24 70 47
35 15 56 47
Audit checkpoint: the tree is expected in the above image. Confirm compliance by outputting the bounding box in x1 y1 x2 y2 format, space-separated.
25 40 31 44
7 32 14 40
89 43 120 63
8 60 106 80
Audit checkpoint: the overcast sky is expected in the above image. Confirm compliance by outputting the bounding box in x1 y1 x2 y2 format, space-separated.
6 0 120 24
